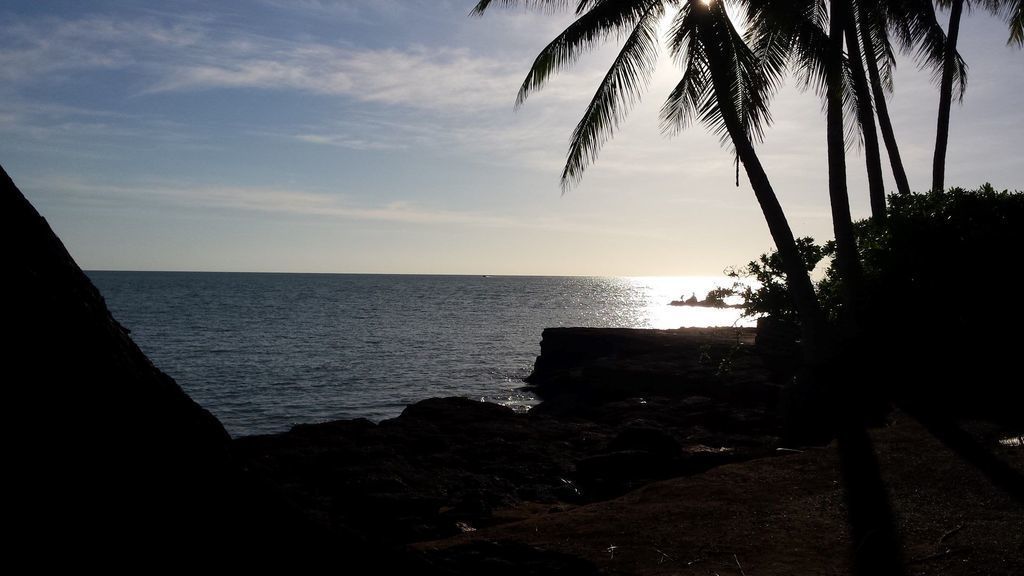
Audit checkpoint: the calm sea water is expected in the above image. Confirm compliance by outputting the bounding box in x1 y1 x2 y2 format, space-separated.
90 272 752 437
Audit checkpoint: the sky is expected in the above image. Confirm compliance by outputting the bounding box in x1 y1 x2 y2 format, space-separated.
2 0 1021 276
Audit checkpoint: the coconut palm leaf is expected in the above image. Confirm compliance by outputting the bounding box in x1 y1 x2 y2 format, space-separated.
661 4 712 136
983 0 1024 44
742 0 835 99
471 0 584 16
895 0 968 101
514 0 662 109
856 0 898 93
663 0 776 147
1010 0 1024 44
562 2 665 188
475 0 665 189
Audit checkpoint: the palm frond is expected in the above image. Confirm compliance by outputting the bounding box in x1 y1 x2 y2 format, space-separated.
743 1 794 98
471 0 578 17
745 0 831 98
1007 0 1023 45
516 0 661 108
661 3 712 136
842 57 866 151
560 3 665 189
888 0 969 100
973 0 1023 44
674 0 778 148
856 0 897 94
931 51 968 103
660 57 713 136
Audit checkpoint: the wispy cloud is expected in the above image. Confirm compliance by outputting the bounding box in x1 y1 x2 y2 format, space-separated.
147 45 528 113
291 133 406 151
0 13 557 114
0 16 205 83
26 174 669 240
0 99 218 151
256 0 419 22
0 9 630 172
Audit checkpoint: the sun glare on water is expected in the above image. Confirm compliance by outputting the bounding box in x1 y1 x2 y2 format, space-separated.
627 276 756 330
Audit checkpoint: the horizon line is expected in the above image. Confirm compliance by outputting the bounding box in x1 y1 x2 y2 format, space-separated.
85 269 739 279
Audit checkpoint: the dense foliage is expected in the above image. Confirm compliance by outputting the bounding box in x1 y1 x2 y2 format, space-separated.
729 184 1024 328
728 184 1024 417
724 238 827 324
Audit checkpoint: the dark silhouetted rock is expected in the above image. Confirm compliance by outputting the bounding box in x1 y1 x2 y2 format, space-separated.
421 541 601 576
525 327 787 407
669 293 743 308
2 165 337 567
234 329 790 551
608 424 682 457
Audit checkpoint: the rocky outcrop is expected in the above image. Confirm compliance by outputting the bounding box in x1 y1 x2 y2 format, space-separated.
235 392 786 550
524 327 790 406
234 328 794 555
669 295 742 308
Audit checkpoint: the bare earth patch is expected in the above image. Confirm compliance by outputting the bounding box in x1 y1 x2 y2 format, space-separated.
418 414 1024 575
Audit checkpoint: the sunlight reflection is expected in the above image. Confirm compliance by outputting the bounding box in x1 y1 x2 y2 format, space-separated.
626 276 757 329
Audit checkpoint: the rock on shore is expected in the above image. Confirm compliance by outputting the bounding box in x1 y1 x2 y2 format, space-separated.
524 326 792 406
233 326 795 571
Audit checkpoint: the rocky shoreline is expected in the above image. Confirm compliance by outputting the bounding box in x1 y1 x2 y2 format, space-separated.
235 327 793 548
231 326 1023 574
227 325 817 573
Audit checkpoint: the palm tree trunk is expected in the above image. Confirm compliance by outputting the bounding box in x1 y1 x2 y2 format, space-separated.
933 0 964 192
858 3 912 196
844 16 888 222
827 0 863 328
732 133 826 343
704 45 825 348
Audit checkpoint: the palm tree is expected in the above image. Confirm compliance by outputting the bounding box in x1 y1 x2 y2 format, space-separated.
844 4 888 222
473 9 910 571
933 0 1022 192
857 1 912 197
743 0 863 326
747 0 953 322
473 0 826 345
932 0 967 192
825 0 864 322
854 0 959 198
844 0 965 211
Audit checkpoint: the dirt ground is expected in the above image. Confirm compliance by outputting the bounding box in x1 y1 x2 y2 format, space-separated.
418 413 1024 575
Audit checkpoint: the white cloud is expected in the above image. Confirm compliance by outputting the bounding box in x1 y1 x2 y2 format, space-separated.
0 6 629 117
292 133 406 150
146 44 531 113
0 9 672 176
26 174 668 240
0 16 205 83
0 13 563 114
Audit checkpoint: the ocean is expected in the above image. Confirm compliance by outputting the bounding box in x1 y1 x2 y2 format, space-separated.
90 272 753 437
